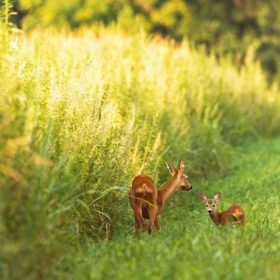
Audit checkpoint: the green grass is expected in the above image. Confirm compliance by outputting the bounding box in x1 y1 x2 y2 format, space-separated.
1 25 280 279
57 137 280 280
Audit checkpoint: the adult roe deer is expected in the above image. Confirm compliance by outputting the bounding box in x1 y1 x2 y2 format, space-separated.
199 192 245 226
129 160 192 236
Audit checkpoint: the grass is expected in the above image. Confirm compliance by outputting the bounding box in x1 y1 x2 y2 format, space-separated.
57 137 280 280
0 25 280 279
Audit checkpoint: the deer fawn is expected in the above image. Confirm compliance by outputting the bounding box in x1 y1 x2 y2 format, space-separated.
129 160 192 236
199 192 245 226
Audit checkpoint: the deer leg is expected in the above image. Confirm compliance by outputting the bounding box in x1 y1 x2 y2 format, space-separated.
148 206 157 234
155 214 160 230
134 213 141 236
134 201 145 236
130 192 145 236
135 212 144 236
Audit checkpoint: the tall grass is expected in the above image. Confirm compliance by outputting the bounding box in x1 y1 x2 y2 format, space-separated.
59 136 280 280
1 26 280 278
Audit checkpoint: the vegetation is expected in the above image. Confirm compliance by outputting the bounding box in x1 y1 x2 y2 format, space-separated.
1 1 280 278
7 0 280 79
57 137 280 279
1 24 280 278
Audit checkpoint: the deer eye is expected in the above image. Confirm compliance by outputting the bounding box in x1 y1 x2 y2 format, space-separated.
213 205 215 208
205 204 208 207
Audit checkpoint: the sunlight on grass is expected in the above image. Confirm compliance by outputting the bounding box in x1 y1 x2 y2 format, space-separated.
1 25 280 278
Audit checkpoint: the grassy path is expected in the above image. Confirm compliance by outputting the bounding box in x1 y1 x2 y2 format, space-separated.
60 137 280 280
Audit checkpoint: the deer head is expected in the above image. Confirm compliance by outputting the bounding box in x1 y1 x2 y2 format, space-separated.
199 192 221 213
166 160 192 191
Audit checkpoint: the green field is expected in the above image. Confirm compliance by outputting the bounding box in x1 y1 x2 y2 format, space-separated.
58 137 280 280
1 27 280 279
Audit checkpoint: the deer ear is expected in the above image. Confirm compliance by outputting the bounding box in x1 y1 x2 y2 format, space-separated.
178 160 186 172
166 162 176 176
214 192 221 203
199 193 207 202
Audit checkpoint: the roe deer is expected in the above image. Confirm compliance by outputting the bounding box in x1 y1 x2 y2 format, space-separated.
199 192 245 226
129 160 192 236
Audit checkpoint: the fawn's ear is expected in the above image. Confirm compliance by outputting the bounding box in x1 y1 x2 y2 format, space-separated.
166 162 176 176
199 193 207 202
213 192 221 203
178 160 186 172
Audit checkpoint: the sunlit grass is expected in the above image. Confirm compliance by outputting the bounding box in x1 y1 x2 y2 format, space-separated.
1 26 280 278
58 137 280 280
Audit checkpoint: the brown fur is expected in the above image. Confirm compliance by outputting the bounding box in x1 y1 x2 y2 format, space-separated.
129 175 157 235
129 160 192 236
200 192 245 226
215 205 245 225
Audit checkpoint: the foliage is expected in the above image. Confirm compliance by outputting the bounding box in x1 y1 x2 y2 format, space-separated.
1 26 280 278
5 0 280 79
47 137 280 279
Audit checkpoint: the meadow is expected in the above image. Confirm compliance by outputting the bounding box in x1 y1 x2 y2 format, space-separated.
59 137 280 280
0 25 280 279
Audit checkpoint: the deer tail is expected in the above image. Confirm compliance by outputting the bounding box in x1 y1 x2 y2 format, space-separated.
142 183 147 194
